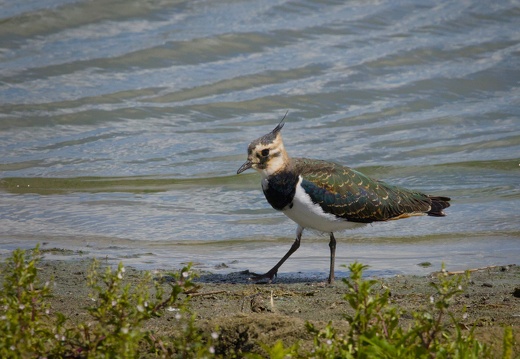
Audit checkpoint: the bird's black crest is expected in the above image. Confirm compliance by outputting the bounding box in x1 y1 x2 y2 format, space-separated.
272 111 288 134
257 111 288 145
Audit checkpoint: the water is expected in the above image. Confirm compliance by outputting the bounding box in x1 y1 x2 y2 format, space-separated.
1 0 519 278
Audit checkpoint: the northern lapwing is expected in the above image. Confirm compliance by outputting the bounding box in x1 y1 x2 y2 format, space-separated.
237 117 450 284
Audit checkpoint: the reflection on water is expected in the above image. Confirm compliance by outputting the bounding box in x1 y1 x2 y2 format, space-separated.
1 0 519 277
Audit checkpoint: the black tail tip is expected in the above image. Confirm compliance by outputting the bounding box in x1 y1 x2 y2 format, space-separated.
428 196 451 216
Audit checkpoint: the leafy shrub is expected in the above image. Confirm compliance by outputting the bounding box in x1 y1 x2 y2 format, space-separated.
0 245 59 358
0 247 217 358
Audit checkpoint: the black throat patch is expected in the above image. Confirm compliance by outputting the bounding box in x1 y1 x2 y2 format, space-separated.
262 171 299 211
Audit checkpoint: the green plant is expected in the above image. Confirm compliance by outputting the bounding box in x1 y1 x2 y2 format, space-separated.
0 246 59 358
343 262 403 357
409 266 487 358
64 259 218 358
245 340 299 359
304 262 404 358
63 261 157 356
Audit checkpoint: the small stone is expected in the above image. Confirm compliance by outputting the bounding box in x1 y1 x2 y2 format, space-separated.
482 283 493 288
417 262 432 268
250 295 266 313
512 288 520 298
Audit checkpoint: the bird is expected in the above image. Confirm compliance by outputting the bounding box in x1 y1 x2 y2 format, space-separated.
236 116 450 284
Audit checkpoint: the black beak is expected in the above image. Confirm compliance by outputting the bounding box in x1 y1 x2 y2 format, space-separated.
237 160 253 174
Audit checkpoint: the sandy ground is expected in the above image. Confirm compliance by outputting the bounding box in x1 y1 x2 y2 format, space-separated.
33 256 520 356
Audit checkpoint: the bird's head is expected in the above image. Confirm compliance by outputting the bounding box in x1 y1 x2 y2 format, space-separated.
237 115 289 178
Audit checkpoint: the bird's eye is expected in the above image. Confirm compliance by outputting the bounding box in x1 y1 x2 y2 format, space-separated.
261 149 270 157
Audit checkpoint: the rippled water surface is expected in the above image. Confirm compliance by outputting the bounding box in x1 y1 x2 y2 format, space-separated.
1 0 519 278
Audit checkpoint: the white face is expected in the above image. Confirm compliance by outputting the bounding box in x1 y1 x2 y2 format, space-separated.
237 120 288 177
248 133 287 178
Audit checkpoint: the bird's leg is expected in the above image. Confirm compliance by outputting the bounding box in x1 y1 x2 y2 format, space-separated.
327 232 336 284
251 225 303 283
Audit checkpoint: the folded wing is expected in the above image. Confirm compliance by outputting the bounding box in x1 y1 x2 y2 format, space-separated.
294 158 450 223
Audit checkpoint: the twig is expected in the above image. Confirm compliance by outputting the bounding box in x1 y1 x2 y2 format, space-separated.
188 290 228 298
445 265 499 276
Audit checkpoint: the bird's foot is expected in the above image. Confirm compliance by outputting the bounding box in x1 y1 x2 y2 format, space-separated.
249 269 278 283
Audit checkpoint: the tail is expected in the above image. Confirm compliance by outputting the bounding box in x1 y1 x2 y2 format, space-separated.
427 196 451 216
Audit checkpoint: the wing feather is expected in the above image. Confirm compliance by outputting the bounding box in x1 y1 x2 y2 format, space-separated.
293 158 440 223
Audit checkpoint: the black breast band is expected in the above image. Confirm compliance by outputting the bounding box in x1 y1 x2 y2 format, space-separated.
263 171 299 211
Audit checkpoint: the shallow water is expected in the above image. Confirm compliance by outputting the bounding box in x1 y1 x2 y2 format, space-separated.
1 0 519 278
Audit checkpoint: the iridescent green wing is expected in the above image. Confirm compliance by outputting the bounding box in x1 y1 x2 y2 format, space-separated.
293 158 432 222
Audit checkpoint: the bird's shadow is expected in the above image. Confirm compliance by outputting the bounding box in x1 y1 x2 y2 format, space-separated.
193 269 340 285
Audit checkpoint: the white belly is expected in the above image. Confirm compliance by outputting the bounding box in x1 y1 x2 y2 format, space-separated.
282 177 366 233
